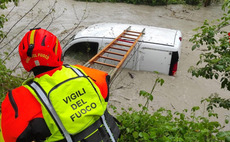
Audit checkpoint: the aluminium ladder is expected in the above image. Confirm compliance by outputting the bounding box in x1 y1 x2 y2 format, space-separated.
84 26 145 80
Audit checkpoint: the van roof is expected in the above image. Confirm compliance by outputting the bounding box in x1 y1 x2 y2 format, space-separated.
74 23 180 46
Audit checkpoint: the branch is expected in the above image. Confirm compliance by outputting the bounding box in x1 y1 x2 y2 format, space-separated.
0 0 41 44
33 0 57 28
5 5 15 19
0 19 34 50
60 4 88 44
46 6 66 30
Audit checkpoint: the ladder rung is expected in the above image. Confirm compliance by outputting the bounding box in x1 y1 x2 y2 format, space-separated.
94 61 117 68
113 43 131 47
110 46 128 52
126 30 142 34
121 35 136 40
124 33 139 37
100 55 121 62
105 51 125 56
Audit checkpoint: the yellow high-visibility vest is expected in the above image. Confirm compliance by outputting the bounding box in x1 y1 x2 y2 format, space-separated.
23 65 107 142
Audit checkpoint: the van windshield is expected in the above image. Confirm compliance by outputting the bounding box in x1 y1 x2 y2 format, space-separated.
64 42 99 65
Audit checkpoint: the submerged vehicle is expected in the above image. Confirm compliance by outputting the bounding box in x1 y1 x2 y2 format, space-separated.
63 23 182 76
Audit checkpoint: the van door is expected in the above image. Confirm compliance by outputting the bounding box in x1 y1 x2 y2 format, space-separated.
137 44 172 75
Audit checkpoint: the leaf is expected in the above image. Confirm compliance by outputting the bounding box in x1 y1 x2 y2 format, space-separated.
139 132 143 137
210 59 220 63
143 106 148 111
159 79 164 86
126 128 130 133
149 131 156 139
180 113 185 120
138 104 143 107
217 131 230 140
149 95 153 101
225 119 229 124
142 132 149 140
3 52 8 55
225 66 230 72
214 73 219 80
192 44 197 50
132 131 139 138
128 107 133 111
139 90 148 97
191 106 200 112
221 78 228 89
215 65 224 71
133 115 140 121
226 136 230 142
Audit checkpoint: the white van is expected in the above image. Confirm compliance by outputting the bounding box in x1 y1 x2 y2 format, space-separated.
63 23 182 76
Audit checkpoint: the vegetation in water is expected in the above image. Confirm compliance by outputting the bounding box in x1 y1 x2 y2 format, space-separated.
75 0 216 6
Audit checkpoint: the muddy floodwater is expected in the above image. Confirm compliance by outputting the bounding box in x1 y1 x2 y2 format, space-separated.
1 0 229 129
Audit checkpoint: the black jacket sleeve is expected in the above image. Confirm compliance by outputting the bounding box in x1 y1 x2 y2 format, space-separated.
17 118 51 142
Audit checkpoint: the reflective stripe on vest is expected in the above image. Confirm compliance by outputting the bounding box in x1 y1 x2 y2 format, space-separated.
101 114 116 142
30 82 73 142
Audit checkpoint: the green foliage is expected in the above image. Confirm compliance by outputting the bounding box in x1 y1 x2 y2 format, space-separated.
0 0 21 106
74 0 223 8
201 93 230 110
0 0 18 39
0 59 23 106
111 77 228 141
188 1 230 141
0 0 18 9
0 12 7 39
75 0 186 6
201 94 230 141
185 0 199 5
189 0 230 91
0 0 23 109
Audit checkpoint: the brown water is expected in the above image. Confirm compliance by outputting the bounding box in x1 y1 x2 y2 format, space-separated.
1 0 229 129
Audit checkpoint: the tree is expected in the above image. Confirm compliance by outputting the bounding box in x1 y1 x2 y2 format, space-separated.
189 0 230 91
189 0 230 113
0 0 20 105
0 0 18 40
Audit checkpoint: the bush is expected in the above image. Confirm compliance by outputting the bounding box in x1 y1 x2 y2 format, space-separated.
111 77 230 141
152 0 168 5
185 0 200 5
75 0 190 6
0 59 23 107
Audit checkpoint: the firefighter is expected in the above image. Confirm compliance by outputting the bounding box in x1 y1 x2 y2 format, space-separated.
1 28 120 142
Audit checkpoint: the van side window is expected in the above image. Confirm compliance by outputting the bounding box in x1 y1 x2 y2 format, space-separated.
64 42 99 65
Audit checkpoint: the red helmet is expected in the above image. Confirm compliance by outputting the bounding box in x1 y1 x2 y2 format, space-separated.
19 28 63 72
